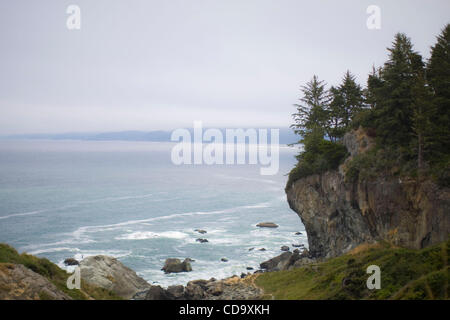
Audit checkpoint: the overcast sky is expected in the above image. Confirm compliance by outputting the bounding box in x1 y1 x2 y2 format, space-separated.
0 0 449 134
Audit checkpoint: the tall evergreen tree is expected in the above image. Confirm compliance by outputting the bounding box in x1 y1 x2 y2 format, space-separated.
426 24 450 165
328 71 364 140
372 33 424 149
410 72 435 174
291 75 329 139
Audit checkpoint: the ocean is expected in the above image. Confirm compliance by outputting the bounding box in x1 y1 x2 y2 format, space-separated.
0 140 306 287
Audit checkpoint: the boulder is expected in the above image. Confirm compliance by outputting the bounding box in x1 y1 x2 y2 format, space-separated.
260 252 292 272
184 283 205 300
256 222 278 228
281 246 290 251
145 285 172 300
63 258 79 266
206 282 223 296
80 255 150 299
161 258 192 273
167 285 185 300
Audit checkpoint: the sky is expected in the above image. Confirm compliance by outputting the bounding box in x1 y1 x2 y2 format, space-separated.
0 0 449 134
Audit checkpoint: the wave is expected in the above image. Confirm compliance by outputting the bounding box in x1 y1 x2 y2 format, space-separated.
0 193 165 222
214 174 278 185
0 210 44 220
116 231 188 240
28 246 80 255
70 201 271 241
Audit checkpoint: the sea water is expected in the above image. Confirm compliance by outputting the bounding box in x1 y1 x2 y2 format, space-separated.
0 140 307 287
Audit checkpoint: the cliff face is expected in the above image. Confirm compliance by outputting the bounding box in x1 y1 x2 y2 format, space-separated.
286 129 450 258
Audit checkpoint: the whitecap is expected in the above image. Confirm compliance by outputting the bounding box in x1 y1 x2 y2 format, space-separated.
116 231 188 240
0 210 44 220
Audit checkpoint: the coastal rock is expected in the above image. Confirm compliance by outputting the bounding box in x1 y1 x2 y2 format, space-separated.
206 282 224 296
184 282 205 300
256 222 279 228
260 252 293 272
0 263 71 300
79 255 150 299
281 246 290 252
286 129 450 258
145 285 173 300
63 258 79 266
220 258 228 262
166 285 185 300
196 238 209 243
161 258 192 273
142 276 262 300
194 229 207 234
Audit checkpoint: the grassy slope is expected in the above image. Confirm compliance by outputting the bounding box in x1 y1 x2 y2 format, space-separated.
255 240 449 300
0 243 121 300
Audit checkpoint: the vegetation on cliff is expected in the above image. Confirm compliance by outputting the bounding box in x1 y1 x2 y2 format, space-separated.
0 243 121 300
255 240 449 300
288 24 450 190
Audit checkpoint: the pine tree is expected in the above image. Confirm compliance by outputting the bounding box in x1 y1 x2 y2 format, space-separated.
426 24 450 161
291 75 330 139
410 72 435 174
328 71 364 140
372 33 424 150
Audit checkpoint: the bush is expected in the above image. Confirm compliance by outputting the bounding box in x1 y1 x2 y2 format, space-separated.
286 137 348 190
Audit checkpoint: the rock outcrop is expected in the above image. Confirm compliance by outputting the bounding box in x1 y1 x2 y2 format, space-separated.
259 249 313 272
138 275 262 300
0 263 71 300
286 128 450 258
79 255 151 299
161 258 192 273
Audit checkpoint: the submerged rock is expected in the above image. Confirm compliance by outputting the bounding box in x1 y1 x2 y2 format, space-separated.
256 222 279 228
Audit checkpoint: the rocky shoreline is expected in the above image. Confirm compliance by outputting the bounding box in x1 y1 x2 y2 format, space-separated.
61 224 312 300
71 246 313 300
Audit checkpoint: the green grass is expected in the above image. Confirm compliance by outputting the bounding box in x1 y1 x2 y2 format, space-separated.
0 243 122 300
255 240 449 300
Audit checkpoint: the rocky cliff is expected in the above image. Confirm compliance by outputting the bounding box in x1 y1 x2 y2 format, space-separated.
0 263 72 300
286 128 450 258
